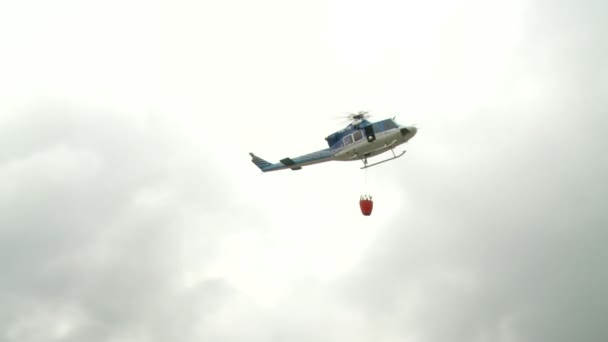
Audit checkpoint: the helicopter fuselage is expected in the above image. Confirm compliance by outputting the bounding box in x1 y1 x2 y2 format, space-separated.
249 118 417 172
332 119 416 161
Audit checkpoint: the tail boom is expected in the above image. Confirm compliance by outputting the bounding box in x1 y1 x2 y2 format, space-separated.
249 149 335 172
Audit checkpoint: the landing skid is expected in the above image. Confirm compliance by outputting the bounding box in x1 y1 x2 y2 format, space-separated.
361 149 406 169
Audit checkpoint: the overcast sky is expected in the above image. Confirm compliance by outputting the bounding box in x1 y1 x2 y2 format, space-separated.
1 0 607 341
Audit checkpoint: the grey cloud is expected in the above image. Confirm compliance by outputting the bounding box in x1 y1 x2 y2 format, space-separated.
0 104 258 341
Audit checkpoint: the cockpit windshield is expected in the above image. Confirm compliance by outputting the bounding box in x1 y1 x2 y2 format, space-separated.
373 119 399 132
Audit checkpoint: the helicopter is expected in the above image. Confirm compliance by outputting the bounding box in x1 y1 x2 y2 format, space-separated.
250 111 417 172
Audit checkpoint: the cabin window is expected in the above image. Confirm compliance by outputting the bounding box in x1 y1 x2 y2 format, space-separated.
353 130 363 141
343 135 353 145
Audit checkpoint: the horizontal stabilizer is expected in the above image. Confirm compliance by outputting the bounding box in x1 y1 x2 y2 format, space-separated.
280 157 296 166
280 157 302 170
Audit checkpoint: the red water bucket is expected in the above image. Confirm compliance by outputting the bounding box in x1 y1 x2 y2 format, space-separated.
359 196 373 216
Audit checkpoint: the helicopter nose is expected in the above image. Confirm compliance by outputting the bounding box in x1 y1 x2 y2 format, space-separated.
400 126 417 138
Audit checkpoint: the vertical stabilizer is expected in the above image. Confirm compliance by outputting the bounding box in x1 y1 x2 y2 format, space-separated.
249 153 273 172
